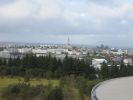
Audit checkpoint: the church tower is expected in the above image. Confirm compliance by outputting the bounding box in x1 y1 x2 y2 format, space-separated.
67 37 70 46
66 36 72 49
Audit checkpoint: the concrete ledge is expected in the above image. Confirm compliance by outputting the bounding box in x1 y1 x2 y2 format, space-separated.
91 82 101 100
91 77 133 100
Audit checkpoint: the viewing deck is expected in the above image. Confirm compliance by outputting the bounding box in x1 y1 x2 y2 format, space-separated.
92 77 133 100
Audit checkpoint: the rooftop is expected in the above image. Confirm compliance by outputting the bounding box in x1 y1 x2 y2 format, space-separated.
95 77 133 100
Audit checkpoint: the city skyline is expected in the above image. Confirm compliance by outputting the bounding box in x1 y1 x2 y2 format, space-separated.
0 0 133 47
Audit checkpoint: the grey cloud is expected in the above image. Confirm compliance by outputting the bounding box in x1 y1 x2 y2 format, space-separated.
0 0 16 4
0 0 133 47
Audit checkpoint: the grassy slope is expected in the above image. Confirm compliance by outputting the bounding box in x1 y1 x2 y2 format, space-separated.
0 77 91 100
63 85 81 100
0 77 59 90
0 77 59 100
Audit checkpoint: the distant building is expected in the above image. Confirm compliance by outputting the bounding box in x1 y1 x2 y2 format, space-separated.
32 49 47 57
65 37 73 50
0 51 10 58
112 57 122 62
123 58 132 65
110 49 124 55
18 48 32 54
92 59 107 69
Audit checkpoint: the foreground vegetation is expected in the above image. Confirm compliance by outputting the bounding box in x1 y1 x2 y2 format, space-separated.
0 77 59 100
0 54 133 80
2 83 63 100
0 76 100 100
0 54 133 99
0 54 96 79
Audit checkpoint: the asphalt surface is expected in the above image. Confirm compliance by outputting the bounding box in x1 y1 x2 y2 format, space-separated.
95 77 133 100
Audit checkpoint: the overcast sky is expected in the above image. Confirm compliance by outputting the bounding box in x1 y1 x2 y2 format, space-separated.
0 0 133 47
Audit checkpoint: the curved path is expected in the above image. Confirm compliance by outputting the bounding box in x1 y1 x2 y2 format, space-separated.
93 77 133 100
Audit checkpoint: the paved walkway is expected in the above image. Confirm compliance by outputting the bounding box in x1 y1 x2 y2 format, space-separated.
95 77 133 100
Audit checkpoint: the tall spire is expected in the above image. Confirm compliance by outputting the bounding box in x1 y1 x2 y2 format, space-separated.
65 36 72 49
68 36 70 45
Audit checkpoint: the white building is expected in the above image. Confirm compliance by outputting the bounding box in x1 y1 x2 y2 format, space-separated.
47 49 56 54
110 49 124 55
32 49 47 54
123 58 132 65
32 49 47 57
92 59 107 69
102 50 110 54
18 48 32 54
0 51 10 58
55 49 63 55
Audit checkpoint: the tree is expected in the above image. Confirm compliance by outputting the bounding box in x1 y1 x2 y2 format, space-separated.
110 64 119 78
119 61 128 77
100 62 109 79
0 59 2 65
48 87 63 100
8 58 13 66
2 59 7 65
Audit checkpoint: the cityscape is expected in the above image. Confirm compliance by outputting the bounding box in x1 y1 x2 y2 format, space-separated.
0 0 133 100
0 39 133 69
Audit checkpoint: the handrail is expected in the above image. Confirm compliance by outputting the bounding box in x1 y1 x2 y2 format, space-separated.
91 82 101 100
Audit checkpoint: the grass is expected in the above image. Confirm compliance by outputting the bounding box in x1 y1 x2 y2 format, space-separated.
0 76 58 88
0 76 94 100
0 77 59 94
63 85 81 100
0 77 59 100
